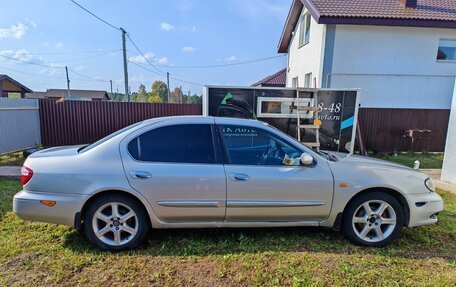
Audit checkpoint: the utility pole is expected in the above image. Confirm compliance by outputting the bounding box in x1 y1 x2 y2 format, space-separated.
188 90 191 104
120 28 129 102
65 66 71 98
166 72 170 103
180 85 183 104
109 80 113 95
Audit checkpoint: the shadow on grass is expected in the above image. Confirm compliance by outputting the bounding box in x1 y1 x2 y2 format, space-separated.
62 222 456 261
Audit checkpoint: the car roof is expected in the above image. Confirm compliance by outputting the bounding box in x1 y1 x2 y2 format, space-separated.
141 115 268 127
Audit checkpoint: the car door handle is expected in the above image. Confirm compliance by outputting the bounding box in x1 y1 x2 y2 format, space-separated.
229 173 250 181
129 171 152 179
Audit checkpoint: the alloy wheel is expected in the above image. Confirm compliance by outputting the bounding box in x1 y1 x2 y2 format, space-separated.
91 202 139 246
352 200 397 243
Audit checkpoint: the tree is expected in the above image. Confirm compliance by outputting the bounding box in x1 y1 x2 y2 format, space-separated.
148 92 162 103
170 87 183 103
150 81 168 103
137 84 147 102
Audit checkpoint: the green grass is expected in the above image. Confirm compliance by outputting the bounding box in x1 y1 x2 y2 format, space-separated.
0 179 455 286
371 152 444 169
0 152 25 167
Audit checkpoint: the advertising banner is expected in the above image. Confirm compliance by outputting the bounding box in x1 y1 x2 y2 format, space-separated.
203 86 359 153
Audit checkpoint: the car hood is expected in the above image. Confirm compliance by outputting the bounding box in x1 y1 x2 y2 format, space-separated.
28 145 86 158
333 153 412 170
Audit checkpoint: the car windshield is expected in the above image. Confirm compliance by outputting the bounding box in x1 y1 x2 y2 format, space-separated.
79 122 143 153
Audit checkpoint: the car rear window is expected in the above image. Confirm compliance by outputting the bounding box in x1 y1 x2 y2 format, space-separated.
128 124 216 164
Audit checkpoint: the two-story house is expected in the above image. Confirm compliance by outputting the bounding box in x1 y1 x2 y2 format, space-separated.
277 0 456 152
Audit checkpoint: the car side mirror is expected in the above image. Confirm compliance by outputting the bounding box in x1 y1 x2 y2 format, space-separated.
300 153 314 166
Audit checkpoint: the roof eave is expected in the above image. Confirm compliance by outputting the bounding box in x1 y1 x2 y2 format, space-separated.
318 16 456 29
278 0 322 53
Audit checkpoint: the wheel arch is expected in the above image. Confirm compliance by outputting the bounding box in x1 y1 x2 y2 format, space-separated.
338 187 410 230
75 189 154 231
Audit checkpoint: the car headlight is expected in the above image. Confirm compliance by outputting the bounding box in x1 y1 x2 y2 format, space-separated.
425 178 436 192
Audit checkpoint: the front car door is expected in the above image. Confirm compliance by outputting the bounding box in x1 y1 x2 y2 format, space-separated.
120 117 226 223
215 118 334 222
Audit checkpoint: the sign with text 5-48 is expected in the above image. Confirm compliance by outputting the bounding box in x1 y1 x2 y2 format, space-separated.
203 86 359 153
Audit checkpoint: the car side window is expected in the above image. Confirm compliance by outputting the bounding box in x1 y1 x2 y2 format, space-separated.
128 124 216 164
219 124 302 166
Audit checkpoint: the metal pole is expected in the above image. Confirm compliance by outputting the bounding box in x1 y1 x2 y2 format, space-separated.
120 28 129 102
166 72 170 103
180 85 183 104
65 66 71 98
110 80 113 94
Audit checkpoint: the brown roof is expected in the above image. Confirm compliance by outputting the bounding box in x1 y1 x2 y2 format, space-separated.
0 74 33 93
278 0 456 52
252 68 287 87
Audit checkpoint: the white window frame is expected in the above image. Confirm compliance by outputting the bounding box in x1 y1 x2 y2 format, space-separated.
291 77 299 88
437 39 456 62
256 97 315 119
304 73 312 88
299 12 311 47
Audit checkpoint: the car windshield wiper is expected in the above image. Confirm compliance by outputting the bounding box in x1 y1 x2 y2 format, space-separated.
318 151 338 162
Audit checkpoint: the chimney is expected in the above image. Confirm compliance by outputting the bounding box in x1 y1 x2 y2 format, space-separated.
400 0 417 8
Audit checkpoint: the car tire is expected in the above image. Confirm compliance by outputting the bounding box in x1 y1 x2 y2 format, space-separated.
83 194 149 251
342 192 404 247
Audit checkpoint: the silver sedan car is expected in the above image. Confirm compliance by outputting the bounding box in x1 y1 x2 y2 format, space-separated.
14 116 443 250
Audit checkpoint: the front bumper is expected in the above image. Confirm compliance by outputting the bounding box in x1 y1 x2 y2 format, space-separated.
406 192 444 227
13 190 86 227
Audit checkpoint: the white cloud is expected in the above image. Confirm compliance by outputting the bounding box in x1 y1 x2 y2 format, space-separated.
54 42 63 48
157 57 168 64
181 46 197 53
225 55 237 61
160 22 174 31
179 0 194 10
129 52 155 64
0 22 28 39
25 18 38 29
0 49 41 63
129 53 168 65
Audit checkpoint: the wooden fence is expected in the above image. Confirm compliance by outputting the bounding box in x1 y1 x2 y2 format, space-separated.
358 108 450 152
38 100 449 152
39 100 202 147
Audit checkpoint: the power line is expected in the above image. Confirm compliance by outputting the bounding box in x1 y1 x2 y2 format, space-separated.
1 54 111 83
129 61 204 87
68 69 111 83
0 54 64 69
22 49 120 56
53 50 122 64
154 55 287 69
69 0 120 31
126 33 163 74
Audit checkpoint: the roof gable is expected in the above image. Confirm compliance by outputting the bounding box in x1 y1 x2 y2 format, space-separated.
278 0 456 53
252 68 287 87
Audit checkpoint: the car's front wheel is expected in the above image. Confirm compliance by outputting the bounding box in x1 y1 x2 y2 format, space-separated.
342 192 404 247
84 194 149 251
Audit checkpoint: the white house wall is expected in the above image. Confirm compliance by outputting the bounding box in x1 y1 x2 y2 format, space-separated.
286 7 325 88
328 25 456 109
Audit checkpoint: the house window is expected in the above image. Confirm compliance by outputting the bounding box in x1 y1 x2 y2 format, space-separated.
299 13 311 47
437 39 456 61
304 73 312 88
291 77 298 88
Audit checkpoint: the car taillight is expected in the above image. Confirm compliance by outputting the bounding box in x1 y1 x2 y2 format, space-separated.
21 166 34 185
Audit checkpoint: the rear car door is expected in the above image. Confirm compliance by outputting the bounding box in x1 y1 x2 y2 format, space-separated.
215 118 334 222
120 118 226 222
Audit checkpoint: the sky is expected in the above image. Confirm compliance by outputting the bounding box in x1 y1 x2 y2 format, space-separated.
0 0 290 95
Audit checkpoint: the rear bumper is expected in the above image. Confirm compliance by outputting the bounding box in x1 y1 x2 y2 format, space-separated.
13 190 86 227
406 192 444 227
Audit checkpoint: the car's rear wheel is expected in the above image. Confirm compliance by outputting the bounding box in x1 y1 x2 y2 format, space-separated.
84 194 149 251
342 192 404 247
